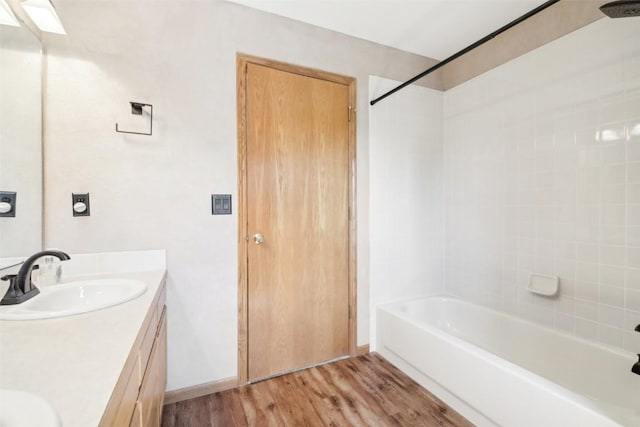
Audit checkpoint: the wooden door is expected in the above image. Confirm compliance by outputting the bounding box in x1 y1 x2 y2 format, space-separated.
239 58 355 382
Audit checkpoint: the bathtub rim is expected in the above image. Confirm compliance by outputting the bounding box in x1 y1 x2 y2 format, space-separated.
378 294 634 360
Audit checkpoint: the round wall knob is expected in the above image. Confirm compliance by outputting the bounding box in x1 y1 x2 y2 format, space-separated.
253 233 264 245
0 201 12 214
73 202 87 213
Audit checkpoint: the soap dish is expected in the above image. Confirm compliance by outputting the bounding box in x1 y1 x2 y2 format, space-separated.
528 273 559 297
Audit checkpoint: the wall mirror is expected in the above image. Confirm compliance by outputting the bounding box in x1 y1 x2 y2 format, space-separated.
0 21 43 259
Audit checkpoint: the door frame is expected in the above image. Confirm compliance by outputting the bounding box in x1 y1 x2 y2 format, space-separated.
236 54 357 385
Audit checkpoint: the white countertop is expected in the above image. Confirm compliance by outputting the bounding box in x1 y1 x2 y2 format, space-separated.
0 267 166 427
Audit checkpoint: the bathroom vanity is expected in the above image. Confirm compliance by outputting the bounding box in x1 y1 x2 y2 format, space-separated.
0 251 167 427
100 271 167 426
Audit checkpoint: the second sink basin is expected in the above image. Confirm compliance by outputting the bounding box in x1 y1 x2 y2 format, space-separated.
0 389 61 427
0 279 147 320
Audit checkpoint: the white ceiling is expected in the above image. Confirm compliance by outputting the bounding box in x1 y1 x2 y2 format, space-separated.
225 0 548 60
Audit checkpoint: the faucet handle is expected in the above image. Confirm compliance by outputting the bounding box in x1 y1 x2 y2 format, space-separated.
0 274 24 305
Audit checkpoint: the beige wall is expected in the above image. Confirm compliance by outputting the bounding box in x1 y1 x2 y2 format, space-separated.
42 0 440 391
440 0 607 89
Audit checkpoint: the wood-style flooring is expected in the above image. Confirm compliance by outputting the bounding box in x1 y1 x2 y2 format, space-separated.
162 353 473 427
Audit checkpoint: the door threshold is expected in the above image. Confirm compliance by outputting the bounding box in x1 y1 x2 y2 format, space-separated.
249 354 350 384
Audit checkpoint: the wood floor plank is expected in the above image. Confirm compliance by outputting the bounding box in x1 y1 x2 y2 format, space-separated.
208 392 234 426
366 354 461 426
161 353 473 427
367 354 472 427
239 380 287 427
265 371 318 426
335 356 407 425
352 356 425 413
222 388 248 426
354 357 441 426
316 362 397 426
314 364 373 426
297 366 353 426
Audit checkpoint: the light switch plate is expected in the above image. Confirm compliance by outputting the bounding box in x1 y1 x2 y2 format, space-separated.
212 194 232 215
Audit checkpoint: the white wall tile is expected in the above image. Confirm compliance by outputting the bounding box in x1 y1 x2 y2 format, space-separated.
601 245 626 266
535 307 555 327
602 205 626 227
555 295 575 315
598 304 624 328
628 163 640 182
601 226 626 246
601 145 626 165
627 289 640 312
554 312 575 333
600 265 626 287
601 185 625 204
627 147 640 165
599 285 625 308
626 226 640 247
627 247 640 268
626 268 640 290
575 318 598 341
444 18 640 352
577 243 599 263
576 299 598 321
623 331 640 352
624 310 640 330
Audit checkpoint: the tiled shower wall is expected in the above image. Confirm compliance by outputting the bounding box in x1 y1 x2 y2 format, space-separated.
444 17 640 352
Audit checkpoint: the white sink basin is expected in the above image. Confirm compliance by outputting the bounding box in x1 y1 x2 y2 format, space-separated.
0 279 147 320
0 389 61 427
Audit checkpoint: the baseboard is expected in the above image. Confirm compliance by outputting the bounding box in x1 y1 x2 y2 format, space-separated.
357 344 370 356
164 377 238 405
165 349 369 405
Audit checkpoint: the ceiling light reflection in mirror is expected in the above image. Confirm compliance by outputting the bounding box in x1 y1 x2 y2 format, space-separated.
21 0 65 34
0 0 20 26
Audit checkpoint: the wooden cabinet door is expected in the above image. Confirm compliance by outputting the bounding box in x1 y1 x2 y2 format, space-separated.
134 307 166 427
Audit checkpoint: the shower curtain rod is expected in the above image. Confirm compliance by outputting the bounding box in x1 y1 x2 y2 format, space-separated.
369 0 560 106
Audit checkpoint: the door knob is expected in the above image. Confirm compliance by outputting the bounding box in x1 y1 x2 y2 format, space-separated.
253 233 264 245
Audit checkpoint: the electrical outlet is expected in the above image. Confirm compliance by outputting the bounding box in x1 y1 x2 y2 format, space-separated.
72 193 90 217
0 192 16 217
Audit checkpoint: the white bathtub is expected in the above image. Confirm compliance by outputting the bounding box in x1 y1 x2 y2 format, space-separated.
376 296 640 427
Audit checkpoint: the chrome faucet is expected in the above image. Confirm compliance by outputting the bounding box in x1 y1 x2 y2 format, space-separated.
0 250 70 305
